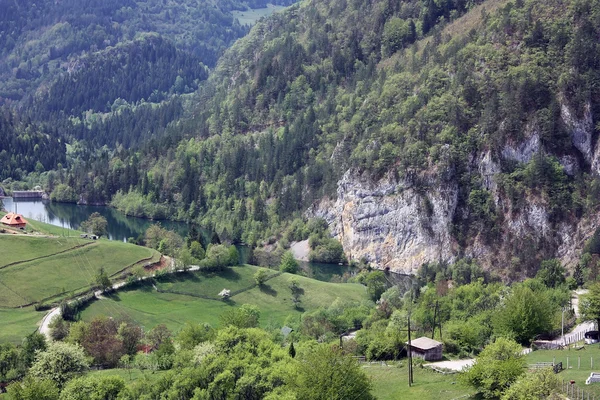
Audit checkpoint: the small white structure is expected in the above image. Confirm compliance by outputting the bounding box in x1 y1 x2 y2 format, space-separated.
218 289 231 299
586 372 600 385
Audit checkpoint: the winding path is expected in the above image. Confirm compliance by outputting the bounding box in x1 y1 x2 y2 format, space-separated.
38 258 203 339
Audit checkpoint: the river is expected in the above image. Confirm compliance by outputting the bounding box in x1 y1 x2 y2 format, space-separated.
1 197 188 242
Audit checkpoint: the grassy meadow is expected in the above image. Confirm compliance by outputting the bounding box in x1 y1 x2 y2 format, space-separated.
0 307 46 344
0 233 160 343
0 240 156 307
364 364 473 400
80 265 367 331
0 236 83 268
525 345 600 396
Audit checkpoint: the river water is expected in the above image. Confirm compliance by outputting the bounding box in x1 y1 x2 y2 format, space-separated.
1 197 188 242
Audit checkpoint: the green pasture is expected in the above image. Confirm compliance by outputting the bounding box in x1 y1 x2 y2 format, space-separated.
0 307 45 344
364 364 472 400
526 345 600 396
154 266 276 297
0 239 157 307
81 265 367 332
0 236 82 268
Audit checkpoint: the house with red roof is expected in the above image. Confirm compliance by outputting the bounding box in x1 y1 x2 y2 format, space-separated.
1 212 28 229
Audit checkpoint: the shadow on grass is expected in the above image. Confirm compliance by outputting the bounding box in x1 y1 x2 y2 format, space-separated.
105 291 121 302
259 284 277 297
223 298 237 306
160 271 201 283
201 268 241 282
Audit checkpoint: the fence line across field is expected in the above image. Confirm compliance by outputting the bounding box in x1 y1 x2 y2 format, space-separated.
563 380 597 400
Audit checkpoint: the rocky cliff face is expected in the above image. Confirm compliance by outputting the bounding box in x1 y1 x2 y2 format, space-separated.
308 170 458 274
310 100 600 275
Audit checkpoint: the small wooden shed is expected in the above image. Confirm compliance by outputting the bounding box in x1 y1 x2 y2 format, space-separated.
406 337 443 361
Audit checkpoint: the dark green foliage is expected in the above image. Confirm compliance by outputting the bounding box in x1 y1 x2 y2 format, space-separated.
364 271 387 302
0 111 66 181
35 36 207 118
536 259 566 288
493 283 555 345
219 304 260 328
585 228 600 255
7 377 59 400
280 251 299 273
461 338 526 399
288 341 296 358
175 323 215 351
80 212 108 237
309 237 347 264
295 345 374 400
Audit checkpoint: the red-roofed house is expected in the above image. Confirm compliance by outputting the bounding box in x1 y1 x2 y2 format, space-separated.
1 212 28 229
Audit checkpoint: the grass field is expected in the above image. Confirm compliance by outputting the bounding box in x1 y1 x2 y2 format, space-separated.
88 367 168 383
364 364 472 400
0 236 84 268
80 265 367 332
231 4 286 25
0 237 158 308
525 345 600 396
0 307 45 344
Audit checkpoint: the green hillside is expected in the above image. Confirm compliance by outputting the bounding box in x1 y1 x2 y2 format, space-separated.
80 265 367 330
0 237 158 308
15 0 596 276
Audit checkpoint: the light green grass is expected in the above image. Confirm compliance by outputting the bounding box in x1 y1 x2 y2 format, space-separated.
0 240 156 306
154 266 275 297
231 5 286 25
87 368 167 383
525 345 600 395
364 364 473 400
0 236 82 268
0 307 45 344
81 265 367 332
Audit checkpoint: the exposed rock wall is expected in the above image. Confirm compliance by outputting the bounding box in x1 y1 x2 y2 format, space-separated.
310 99 600 275
308 171 458 274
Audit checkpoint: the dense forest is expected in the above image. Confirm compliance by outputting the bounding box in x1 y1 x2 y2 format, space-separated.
4 0 600 275
0 111 66 181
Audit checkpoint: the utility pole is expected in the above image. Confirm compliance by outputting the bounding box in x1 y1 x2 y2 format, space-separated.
562 307 566 347
431 300 438 339
408 315 413 386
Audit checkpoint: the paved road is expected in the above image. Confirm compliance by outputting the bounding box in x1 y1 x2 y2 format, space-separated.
424 359 475 372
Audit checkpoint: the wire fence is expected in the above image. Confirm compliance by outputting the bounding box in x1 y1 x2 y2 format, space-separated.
562 379 599 400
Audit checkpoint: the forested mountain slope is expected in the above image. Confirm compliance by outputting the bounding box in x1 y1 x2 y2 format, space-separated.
12 0 600 279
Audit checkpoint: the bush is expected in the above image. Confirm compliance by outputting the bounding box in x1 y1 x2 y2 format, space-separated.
280 251 298 273
309 238 346 264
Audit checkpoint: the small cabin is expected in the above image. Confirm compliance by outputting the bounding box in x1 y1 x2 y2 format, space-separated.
406 337 443 361
0 212 28 229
